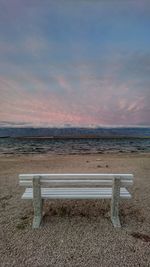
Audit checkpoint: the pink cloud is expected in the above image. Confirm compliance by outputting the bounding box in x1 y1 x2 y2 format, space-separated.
55 75 73 94
0 75 89 126
0 70 149 126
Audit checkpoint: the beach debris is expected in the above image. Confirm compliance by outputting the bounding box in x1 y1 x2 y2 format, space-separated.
97 165 101 168
16 214 31 230
16 222 27 230
0 194 13 209
0 194 12 201
131 232 150 242
96 158 102 161
106 164 109 168
20 215 28 220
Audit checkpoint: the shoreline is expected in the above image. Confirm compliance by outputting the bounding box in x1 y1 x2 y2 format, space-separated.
0 150 150 157
1 135 150 139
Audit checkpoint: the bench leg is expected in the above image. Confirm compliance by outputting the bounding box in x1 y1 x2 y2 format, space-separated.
111 177 121 228
32 176 43 229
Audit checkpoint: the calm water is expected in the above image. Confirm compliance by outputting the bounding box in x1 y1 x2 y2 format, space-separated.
0 137 150 155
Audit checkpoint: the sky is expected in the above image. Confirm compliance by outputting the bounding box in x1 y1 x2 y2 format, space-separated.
0 0 150 127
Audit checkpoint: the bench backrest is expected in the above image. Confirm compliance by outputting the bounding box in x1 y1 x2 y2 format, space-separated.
19 173 133 187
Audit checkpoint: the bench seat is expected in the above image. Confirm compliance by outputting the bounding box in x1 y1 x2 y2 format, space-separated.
22 187 131 200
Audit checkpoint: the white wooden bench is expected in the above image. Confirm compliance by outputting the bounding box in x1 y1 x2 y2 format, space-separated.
19 173 133 229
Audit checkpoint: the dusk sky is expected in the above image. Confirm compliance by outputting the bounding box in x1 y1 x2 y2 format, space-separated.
0 0 150 127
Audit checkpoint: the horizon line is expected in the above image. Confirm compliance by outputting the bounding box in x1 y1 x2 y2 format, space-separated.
0 124 150 129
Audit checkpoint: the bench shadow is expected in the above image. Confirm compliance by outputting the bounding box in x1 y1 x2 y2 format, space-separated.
16 201 145 229
43 200 110 219
43 200 145 226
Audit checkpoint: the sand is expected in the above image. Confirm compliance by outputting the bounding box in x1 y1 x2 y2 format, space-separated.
0 153 150 267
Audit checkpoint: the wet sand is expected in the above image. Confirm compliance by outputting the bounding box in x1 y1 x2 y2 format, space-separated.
0 153 150 267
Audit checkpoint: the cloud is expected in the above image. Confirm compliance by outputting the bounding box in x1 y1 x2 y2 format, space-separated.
1 50 150 126
55 75 73 94
0 0 150 126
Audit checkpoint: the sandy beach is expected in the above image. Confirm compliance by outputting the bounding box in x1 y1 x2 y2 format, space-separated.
0 153 150 267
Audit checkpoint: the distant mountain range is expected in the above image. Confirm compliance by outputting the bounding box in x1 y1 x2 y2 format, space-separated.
0 127 150 138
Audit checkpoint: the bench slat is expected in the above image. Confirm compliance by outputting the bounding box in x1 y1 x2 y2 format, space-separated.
19 173 133 180
19 179 133 187
20 174 133 187
22 187 131 199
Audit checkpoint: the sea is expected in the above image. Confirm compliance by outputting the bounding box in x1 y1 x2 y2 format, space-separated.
0 127 150 155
